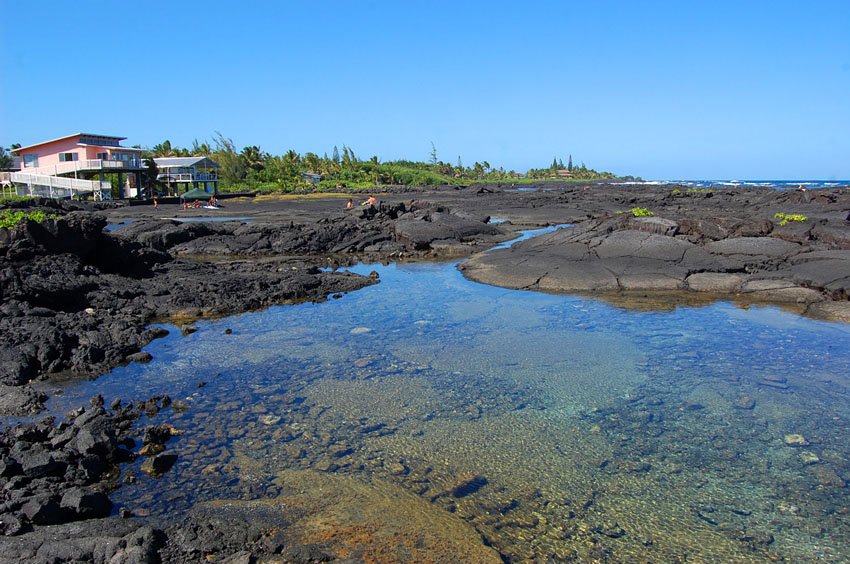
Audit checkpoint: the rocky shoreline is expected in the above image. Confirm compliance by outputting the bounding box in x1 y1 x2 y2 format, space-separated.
456 183 850 321
0 195 511 561
1 183 848 561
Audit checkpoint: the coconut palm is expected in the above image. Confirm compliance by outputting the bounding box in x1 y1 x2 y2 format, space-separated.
240 146 266 172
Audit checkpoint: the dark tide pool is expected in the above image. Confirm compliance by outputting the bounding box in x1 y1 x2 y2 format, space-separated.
32 236 850 561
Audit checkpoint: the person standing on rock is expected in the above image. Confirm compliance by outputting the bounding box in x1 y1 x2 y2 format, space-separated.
153 197 159 210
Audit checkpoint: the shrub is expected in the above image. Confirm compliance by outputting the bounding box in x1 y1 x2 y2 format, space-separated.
630 207 654 217
0 209 56 230
0 195 34 205
774 212 808 226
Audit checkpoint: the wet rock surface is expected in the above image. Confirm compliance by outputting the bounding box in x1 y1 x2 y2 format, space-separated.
114 200 506 258
1 198 507 407
457 183 850 319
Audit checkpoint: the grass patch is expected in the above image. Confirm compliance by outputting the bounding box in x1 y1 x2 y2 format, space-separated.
0 195 34 205
630 207 654 217
0 209 57 230
774 212 808 226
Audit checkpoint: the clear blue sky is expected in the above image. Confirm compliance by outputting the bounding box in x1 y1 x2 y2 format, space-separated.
2 1 848 179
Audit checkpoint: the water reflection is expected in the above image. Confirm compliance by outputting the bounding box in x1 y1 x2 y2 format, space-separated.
488 223 571 251
30 252 850 561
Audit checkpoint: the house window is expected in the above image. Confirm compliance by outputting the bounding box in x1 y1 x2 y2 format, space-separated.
79 137 119 147
59 153 79 162
96 152 108 160
23 154 39 168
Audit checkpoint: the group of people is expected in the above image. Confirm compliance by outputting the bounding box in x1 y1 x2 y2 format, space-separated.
346 195 378 209
182 199 206 209
154 195 222 210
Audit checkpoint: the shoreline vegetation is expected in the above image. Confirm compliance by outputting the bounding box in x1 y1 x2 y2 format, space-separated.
137 134 635 195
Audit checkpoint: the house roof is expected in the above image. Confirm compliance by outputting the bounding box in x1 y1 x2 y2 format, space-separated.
78 144 143 152
12 133 127 154
153 157 220 169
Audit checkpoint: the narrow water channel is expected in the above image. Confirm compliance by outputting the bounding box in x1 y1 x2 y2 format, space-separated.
33 228 850 561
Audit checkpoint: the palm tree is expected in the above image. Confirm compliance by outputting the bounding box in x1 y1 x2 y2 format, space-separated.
142 158 160 196
240 146 266 172
151 140 177 157
191 139 212 156
303 152 320 174
283 149 300 165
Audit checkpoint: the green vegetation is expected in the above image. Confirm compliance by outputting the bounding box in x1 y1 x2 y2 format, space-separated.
687 188 713 194
630 207 654 217
0 147 13 170
671 188 682 195
0 195 34 205
0 209 56 230
526 155 628 181
774 212 808 226
140 134 636 194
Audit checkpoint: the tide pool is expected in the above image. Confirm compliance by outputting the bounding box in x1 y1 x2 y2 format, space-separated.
34 239 850 561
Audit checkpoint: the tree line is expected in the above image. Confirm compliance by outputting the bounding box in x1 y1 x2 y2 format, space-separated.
140 135 637 192
1 136 636 193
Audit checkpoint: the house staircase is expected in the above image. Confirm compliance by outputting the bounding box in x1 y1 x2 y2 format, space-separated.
9 172 112 200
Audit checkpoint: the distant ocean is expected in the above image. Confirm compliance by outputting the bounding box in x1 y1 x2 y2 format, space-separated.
616 180 850 190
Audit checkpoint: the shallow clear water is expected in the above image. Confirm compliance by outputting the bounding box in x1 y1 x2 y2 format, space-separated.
488 223 570 251
30 236 850 561
104 219 135 232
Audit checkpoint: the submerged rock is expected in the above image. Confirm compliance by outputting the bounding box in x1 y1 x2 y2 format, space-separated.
141 453 178 477
733 395 756 410
799 451 820 465
260 415 281 426
783 434 809 446
809 465 846 488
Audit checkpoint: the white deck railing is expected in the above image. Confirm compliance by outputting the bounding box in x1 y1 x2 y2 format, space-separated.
23 159 142 177
157 172 218 182
10 172 112 200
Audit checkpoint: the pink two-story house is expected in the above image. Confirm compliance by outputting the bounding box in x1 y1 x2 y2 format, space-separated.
11 133 145 199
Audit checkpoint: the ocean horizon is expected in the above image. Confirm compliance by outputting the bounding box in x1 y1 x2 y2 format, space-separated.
629 179 850 190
